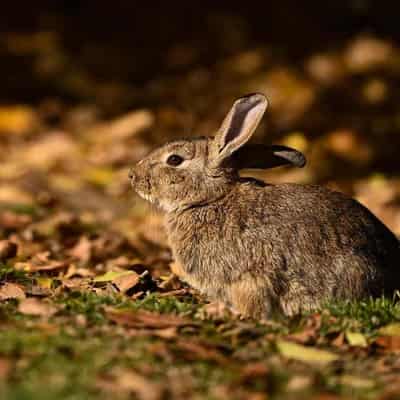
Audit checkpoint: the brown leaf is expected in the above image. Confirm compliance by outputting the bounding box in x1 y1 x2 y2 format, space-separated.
13 132 79 169
113 271 140 293
0 357 12 379
287 313 322 344
331 332 345 348
0 240 18 260
175 339 229 365
96 368 163 400
240 362 269 380
68 236 92 264
15 251 68 272
106 308 193 329
127 327 178 339
18 298 57 317
0 211 32 229
0 283 26 301
375 336 400 352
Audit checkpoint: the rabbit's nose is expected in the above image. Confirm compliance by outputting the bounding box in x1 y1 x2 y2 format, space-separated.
128 168 136 182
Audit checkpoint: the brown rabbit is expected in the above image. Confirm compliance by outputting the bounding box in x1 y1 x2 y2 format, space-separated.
129 93 400 319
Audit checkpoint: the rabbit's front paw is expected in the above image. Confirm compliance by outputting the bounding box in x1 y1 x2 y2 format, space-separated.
196 301 235 320
169 261 186 278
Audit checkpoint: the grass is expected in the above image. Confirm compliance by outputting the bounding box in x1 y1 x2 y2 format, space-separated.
0 290 399 400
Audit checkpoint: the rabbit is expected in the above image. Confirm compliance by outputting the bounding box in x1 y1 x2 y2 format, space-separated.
129 93 400 319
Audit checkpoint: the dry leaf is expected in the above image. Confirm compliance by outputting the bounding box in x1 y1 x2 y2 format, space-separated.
89 110 154 142
106 308 193 329
0 357 12 379
0 105 37 135
68 236 92 264
276 340 339 365
338 375 375 389
379 323 400 337
18 298 57 317
331 332 345 348
13 132 79 169
15 251 68 272
127 327 178 339
0 283 26 301
97 368 163 400
345 331 368 348
0 240 18 260
113 271 140 293
94 270 134 283
175 339 229 365
286 375 312 391
240 362 269 380
375 336 400 352
0 211 32 229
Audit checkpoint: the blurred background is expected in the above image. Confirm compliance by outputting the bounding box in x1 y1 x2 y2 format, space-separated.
2 0 400 251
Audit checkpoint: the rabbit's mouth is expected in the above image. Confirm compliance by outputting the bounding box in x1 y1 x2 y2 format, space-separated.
136 190 176 212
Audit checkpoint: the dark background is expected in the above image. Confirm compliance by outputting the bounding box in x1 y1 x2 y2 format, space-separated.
1 0 400 231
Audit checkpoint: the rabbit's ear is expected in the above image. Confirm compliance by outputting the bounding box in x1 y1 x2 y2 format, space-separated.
211 93 268 166
232 144 306 169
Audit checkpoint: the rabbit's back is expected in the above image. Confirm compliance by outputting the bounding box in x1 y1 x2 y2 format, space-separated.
167 181 400 317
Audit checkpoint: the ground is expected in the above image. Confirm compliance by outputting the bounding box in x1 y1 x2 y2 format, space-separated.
2 7 400 398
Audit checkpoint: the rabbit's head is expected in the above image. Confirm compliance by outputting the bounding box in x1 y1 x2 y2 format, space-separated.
130 94 306 212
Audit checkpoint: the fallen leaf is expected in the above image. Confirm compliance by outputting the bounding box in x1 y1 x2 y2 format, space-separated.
94 270 135 283
345 331 368 348
0 105 37 135
338 375 376 389
286 375 312 391
379 323 400 336
18 298 57 317
331 332 345 347
240 362 269 380
0 240 18 260
0 211 32 229
0 283 26 301
88 110 154 142
97 368 163 400
65 264 94 279
375 336 400 352
68 236 92 264
36 277 53 290
175 339 229 364
276 340 339 365
286 313 322 344
13 132 79 169
127 327 178 339
113 271 140 293
15 260 68 272
84 167 115 186
15 251 68 272
0 357 12 379
106 308 193 329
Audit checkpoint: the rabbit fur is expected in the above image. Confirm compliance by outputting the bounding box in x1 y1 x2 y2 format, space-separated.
130 93 400 319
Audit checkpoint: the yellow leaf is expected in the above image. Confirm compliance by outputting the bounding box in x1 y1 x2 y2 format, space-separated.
282 132 308 153
276 340 338 365
36 277 53 289
84 167 114 186
378 323 400 337
93 270 135 283
0 106 37 135
339 375 375 389
345 331 368 347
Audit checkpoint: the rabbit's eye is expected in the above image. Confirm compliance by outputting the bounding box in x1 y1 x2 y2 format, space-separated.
166 154 184 166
